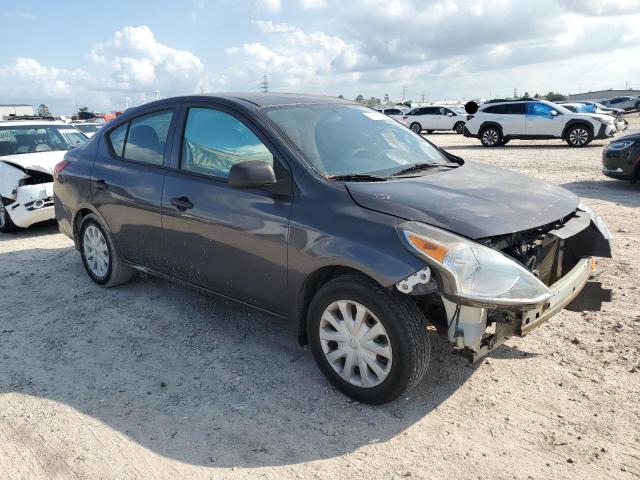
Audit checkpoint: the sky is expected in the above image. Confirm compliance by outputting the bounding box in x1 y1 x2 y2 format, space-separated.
1 0 639 113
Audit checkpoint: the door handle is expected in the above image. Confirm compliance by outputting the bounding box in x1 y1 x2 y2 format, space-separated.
171 196 194 211
95 179 108 190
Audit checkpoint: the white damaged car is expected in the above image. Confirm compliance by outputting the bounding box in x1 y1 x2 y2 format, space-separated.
0 120 87 232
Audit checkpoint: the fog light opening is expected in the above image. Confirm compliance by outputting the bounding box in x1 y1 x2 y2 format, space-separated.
32 199 45 209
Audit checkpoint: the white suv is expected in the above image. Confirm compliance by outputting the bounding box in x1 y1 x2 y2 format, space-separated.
401 105 467 134
463 100 617 147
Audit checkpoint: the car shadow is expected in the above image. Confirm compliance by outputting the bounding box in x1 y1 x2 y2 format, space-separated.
0 219 60 243
442 143 605 151
560 179 640 208
0 246 531 468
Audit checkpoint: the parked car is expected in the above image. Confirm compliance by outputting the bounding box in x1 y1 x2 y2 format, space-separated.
602 132 640 181
70 122 102 138
401 105 467 134
560 103 627 132
464 99 617 147
375 106 407 122
570 101 625 118
54 93 611 404
0 119 87 231
601 96 640 111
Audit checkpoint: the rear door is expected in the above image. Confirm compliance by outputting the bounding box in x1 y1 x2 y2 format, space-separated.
160 102 292 314
92 106 178 269
490 103 526 135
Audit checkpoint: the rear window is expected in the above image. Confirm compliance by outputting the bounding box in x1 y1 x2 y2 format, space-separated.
107 110 173 165
483 103 525 114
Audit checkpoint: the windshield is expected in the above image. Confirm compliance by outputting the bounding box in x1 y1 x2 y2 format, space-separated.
548 103 572 115
74 124 100 133
0 125 87 156
263 104 451 177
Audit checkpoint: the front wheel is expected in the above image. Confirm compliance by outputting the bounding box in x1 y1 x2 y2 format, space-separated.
80 214 134 287
0 198 18 233
307 274 430 404
565 125 592 147
454 122 465 134
410 122 422 134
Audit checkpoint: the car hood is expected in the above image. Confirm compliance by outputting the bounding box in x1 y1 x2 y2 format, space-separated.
614 132 640 142
345 162 579 239
0 150 66 174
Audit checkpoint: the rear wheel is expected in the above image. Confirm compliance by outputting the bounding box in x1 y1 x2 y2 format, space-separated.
307 274 430 404
80 214 134 287
480 126 502 147
0 198 18 233
410 122 422 134
454 122 464 134
566 124 592 147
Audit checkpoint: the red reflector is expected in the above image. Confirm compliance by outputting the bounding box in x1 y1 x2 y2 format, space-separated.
53 160 70 182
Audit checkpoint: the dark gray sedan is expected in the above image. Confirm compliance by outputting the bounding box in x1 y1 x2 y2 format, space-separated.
53 93 611 404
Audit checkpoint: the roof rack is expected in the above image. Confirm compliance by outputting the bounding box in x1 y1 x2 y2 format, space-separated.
4 114 57 121
484 97 540 104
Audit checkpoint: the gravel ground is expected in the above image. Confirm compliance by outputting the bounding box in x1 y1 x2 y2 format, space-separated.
1 115 639 480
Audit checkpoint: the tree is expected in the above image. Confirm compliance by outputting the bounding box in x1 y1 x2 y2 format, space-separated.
366 97 381 108
337 95 344 99
37 104 51 116
544 91 567 102
79 106 89 112
523 91 530 98
355 94 364 103
533 93 541 99
383 93 390 103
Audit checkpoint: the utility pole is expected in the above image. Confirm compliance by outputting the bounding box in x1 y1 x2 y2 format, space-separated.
259 74 269 93
513 88 518 99
402 85 408 101
155 89 161 100
125 96 131 109
420 92 425 102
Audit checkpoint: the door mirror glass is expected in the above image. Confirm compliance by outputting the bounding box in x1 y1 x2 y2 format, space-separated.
447 112 454 117
229 160 276 188
550 110 558 117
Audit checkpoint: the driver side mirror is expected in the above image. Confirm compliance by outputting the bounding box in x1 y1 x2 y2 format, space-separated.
447 112 454 117
550 110 559 117
229 160 276 188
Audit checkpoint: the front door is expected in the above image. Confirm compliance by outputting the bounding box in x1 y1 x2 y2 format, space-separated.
92 107 178 269
525 102 561 136
161 105 292 315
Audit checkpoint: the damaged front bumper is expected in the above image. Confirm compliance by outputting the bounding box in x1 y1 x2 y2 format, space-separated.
395 208 612 362
5 182 55 228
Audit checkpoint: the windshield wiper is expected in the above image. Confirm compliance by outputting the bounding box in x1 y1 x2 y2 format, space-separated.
328 173 388 182
390 162 458 177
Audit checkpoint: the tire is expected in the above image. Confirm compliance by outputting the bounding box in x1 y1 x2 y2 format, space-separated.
307 273 430 404
79 213 134 287
409 122 422 134
0 198 18 233
453 122 464 134
480 126 502 147
565 124 592 147
500 138 510 145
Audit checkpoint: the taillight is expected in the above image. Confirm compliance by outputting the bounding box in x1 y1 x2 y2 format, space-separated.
53 160 70 182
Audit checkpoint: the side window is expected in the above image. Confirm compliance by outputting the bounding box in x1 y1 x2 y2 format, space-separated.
527 103 553 116
123 111 173 165
181 107 273 178
438 108 447 115
108 122 128 157
505 103 526 115
484 105 504 114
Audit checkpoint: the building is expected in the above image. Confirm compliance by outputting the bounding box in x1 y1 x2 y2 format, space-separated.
567 89 640 102
0 104 34 119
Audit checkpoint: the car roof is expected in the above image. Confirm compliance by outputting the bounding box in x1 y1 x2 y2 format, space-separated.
175 92 353 108
0 120 68 127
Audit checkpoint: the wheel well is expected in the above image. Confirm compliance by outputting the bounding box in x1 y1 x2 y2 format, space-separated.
563 122 593 138
296 266 376 345
73 208 93 247
479 122 502 135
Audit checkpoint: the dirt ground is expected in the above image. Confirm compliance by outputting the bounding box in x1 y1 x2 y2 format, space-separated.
1 116 639 480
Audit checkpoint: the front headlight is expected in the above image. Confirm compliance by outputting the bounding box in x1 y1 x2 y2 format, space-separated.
607 140 635 151
578 202 611 240
398 222 552 308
